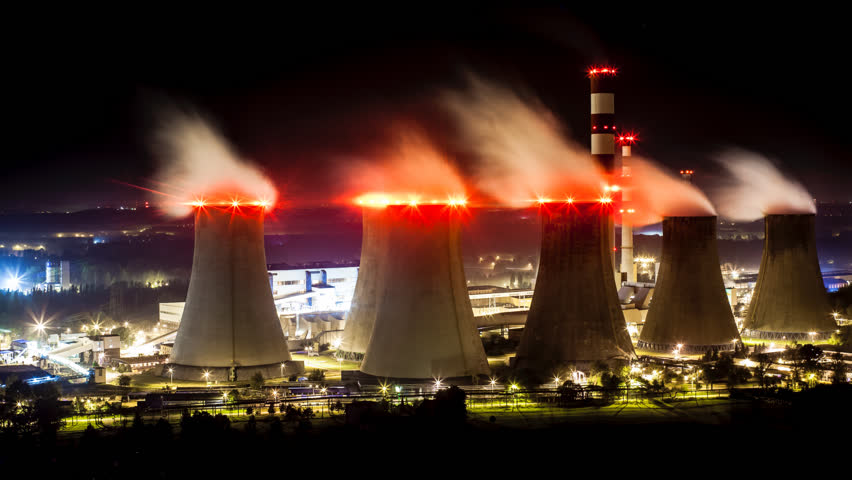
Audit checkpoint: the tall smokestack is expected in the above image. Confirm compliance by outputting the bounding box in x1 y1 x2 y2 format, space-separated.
360 203 489 379
515 201 635 371
589 66 617 173
340 208 388 356
638 216 740 353
589 66 618 272
617 132 638 283
744 214 834 341
169 203 299 381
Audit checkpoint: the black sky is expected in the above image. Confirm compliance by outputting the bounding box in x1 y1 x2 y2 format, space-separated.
5 6 851 213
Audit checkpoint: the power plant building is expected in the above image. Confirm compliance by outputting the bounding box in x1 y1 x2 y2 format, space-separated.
168 204 302 381
514 202 635 371
359 204 490 379
743 214 835 341
638 216 740 353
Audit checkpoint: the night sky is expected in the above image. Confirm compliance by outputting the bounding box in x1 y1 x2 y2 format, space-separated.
5 6 851 213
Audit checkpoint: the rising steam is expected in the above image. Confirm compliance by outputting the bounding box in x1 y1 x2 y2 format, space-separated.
442 75 606 206
442 74 715 223
627 156 717 224
153 109 277 217
337 125 467 205
710 149 816 221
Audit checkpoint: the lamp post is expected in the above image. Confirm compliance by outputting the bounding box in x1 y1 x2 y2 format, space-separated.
280 362 285 378
168 367 174 385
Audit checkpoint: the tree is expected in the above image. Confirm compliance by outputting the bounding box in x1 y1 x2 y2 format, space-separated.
250 372 265 390
753 353 773 389
267 403 276 415
308 369 325 382
118 375 131 387
831 353 848 384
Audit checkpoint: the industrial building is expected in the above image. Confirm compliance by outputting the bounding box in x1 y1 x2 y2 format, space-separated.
638 216 740 353
359 204 490 379
168 203 301 382
744 214 835 341
514 202 635 371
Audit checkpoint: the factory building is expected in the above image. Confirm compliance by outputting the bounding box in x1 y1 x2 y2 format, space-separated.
639 216 740 353
359 204 490 379
168 203 301 382
744 214 835 341
514 201 635 371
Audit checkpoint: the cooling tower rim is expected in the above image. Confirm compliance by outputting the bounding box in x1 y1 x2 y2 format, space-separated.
637 340 736 354
741 329 833 342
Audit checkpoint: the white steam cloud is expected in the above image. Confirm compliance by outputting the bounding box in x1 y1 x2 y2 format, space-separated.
153 110 277 217
442 74 605 207
711 149 815 221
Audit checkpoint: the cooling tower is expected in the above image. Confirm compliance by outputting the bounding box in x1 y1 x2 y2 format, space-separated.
638 216 739 353
168 204 301 381
514 202 635 372
744 214 834 341
359 204 489 379
339 208 388 357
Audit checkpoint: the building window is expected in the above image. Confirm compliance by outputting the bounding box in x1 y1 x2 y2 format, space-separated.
281 280 304 286
329 278 347 283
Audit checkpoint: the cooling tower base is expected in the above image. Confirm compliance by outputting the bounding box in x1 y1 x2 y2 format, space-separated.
160 361 305 382
637 340 736 355
741 329 832 342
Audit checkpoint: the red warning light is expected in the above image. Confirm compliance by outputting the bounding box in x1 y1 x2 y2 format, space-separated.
587 66 618 77
616 131 639 145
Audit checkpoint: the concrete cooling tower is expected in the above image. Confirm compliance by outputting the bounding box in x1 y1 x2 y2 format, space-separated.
638 216 739 353
514 201 635 372
168 204 302 381
744 214 834 341
359 204 490 379
339 208 388 357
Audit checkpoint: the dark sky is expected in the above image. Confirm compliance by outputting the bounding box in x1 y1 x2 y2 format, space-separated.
5 6 851 213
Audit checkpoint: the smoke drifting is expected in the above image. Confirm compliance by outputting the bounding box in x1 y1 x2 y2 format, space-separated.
153 109 277 217
711 149 816 221
336 125 467 205
627 156 717 225
442 74 715 223
442 75 606 206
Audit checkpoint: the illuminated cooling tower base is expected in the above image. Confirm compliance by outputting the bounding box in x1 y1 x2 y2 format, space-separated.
359 203 489 380
514 201 635 371
743 214 834 342
638 216 739 354
166 204 303 382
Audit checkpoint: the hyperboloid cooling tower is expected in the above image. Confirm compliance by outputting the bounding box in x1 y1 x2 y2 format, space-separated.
339 208 388 357
168 203 302 381
514 201 635 371
359 203 489 379
744 214 834 341
638 216 740 353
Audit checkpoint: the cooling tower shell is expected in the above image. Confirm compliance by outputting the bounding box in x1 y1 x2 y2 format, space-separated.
168 206 301 381
339 208 388 356
514 202 635 372
638 216 739 353
359 204 489 379
744 214 834 341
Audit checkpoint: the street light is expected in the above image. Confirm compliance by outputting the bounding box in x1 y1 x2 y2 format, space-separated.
168 367 174 385
203 370 210 385
280 362 285 378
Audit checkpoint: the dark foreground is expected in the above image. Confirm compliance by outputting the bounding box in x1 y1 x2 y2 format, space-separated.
2 385 850 477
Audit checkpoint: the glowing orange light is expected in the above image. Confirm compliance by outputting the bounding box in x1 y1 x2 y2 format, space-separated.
190 199 206 208
599 197 612 203
628 208 635 213
566 197 574 204
588 66 617 77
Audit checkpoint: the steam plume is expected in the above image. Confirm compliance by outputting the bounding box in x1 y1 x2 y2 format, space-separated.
442 74 715 223
710 150 816 221
337 125 466 204
153 109 277 217
627 156 717 224
442 75 605 206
